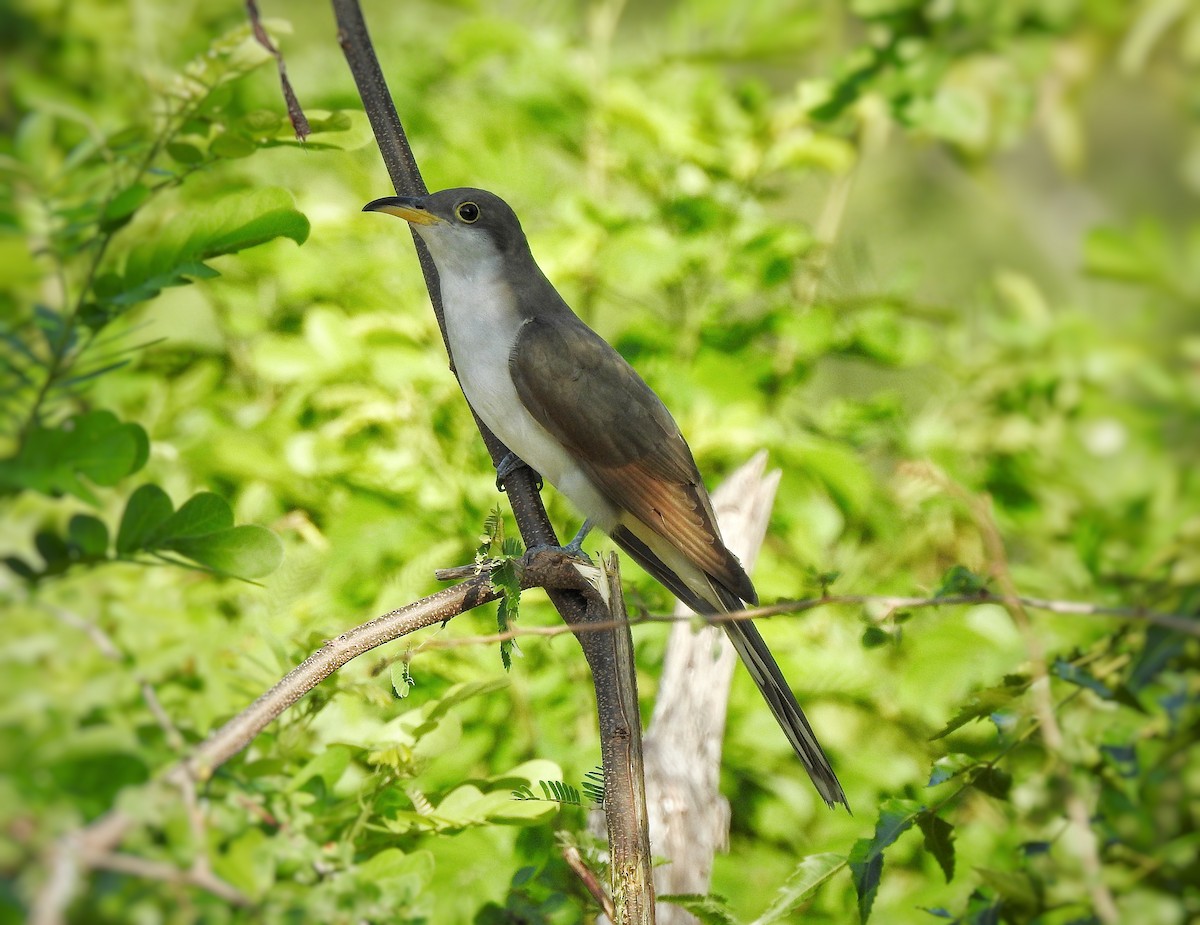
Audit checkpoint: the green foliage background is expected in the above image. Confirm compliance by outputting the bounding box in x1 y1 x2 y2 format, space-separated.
1 1 1197 922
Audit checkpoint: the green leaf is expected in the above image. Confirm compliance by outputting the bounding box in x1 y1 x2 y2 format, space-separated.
916 811 955 882
907 85 990 153
486 796 560 825
1051 657 1113 699
309 111 351 132
34 304 72 353
240 110 283 134
1100 743 1140 778
355 848 434 899
431 784 494 825
424 678 510 721
3 556 37 580
35 530 71 572
261 109 373 151
489 759 568 792
847 839 884 925
151 491 234 542
861 625 893 648
659 894 739 925
849 798 922 923
100 183 151 231
391 661 415 698
1127 626 1186 692
198 188 309 256
67 514 109 558
211 828 275 900
106 124 148 149
94 260 221 308
165 141 205 164
210 132 257 159
751 853 847 924
162 524 283 579
116 484 175 554
113 485 281 578
962 889 1004 925
928 753 977 787
931 675 1029 739
581 766 605 805
533 779 582 805
0 411 149 503
797 438 874 517
970 767 1012 801
934 565 988 598
100 188 309 308
491 558 522 671
478 505 505 557
973 868 1040 911
409 713 463 765
287 745 352 794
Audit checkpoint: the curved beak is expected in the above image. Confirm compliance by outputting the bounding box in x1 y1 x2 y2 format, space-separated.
362 196 442 225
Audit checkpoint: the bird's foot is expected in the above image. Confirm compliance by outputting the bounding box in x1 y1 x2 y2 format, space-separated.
495 452 542 492
564 519 594 554
525 540 593 566
525 520 595 565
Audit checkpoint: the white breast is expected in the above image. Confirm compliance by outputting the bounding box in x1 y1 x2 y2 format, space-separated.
433 248 618 528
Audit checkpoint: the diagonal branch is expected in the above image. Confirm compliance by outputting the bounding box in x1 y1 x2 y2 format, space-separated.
31 549 604 925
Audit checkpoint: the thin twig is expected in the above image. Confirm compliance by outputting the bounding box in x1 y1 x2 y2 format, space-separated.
739 593 1197 636
404 589 1197 653
564 844 616 920
42 606 232 902
89 853 249 906
48 606 186 750
246 0 310 140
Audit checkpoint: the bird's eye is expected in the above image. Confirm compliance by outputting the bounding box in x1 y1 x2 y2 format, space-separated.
456 201 480 223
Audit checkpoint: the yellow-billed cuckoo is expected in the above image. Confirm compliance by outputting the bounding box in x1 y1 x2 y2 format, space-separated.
364 187 846 808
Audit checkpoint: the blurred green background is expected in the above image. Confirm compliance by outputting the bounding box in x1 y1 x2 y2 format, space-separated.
1 1 1197 922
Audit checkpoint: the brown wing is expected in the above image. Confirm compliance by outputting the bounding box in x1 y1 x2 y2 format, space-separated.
509 314 755 604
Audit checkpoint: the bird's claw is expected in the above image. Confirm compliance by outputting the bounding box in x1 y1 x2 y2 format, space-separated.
496 452 542 492
525 542 593 566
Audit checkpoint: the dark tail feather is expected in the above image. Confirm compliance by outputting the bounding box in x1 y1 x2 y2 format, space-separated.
722 618 847 808
611 526 848 809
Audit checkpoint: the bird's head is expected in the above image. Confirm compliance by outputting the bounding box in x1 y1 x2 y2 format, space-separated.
363 187 528 276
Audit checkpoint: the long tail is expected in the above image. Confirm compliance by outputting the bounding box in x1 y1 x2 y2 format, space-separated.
722 617 847 808
611 526 848 809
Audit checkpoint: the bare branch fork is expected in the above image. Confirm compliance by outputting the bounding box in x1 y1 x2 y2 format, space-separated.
32 547 625 925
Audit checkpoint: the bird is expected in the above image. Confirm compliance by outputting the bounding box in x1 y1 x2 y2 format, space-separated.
364 187 846 808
